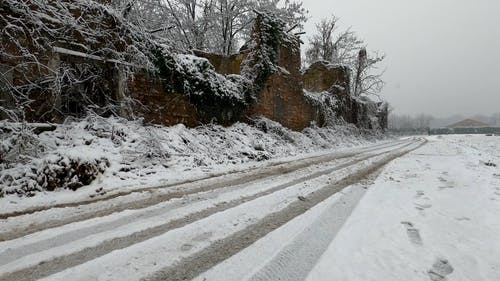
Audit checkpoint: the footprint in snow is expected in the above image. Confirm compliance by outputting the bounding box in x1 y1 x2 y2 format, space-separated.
438 177 453 189
415 190 425 198
414 203 432 210
401 221 423 245
428 258 454 281
180 243 194 251
439 183 455 190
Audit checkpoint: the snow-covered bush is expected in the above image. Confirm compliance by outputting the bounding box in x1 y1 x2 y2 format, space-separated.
0 115 385 197
1 155 109 197
304 90 340 127
0 123 44 166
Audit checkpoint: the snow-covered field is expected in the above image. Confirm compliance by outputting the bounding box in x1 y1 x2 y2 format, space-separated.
0 134 497 281
306 135 500 281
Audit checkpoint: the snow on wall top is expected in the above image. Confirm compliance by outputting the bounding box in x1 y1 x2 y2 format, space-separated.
173 54 248 102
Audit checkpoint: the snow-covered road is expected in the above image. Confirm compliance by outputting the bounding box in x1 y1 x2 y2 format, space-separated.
0 138 423 281
306 135 500 281
3 135 497 281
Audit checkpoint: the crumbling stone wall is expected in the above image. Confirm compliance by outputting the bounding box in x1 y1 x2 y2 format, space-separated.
198 16 320 131
301 60 387 130
0 0 388 131
127 71 199 127
245 42 318 130
302 61 350 94
193 50 248 75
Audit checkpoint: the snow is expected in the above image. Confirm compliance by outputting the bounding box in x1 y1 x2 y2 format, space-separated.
36 156 373 281
193 184 367 281
0 115 384 213
4 132 497 281
303 90 338 107
173 54 247 101
0 139 415 280
2 145 393 277
307 135 500 281
0 155 360 268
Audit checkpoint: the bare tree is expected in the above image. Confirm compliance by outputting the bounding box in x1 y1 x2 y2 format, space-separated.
113 0 307 54
206 0 307 54
388 113 434 130
414 113 434 129
491 112 500 126
304 15 385 97
304 15 363 66
1 0 157 122
352 48 385 97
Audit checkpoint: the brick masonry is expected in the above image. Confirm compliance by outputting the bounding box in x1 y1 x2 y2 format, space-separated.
244 43 319 130
0 0 387 131
193 50 249 75
302 61 350 93
126 71 199 127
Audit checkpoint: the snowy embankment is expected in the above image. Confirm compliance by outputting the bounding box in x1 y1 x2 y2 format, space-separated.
0 115 384 211
306 135 500 281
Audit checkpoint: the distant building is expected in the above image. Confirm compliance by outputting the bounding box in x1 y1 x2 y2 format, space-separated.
430 118 499 135
446 119 490 128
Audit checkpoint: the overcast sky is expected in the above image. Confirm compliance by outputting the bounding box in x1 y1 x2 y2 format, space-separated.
301 0 500 118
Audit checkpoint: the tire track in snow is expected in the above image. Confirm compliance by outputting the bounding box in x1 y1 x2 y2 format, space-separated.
245 185 369 281
144 140 426 281
0 140 410 241
0 140 406 220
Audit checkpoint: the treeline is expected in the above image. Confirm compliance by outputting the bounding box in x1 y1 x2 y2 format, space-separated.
112 0 307 55
388 114 434 130
389 113 500 130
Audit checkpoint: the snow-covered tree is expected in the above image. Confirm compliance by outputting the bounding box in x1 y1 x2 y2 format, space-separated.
114 0 307 54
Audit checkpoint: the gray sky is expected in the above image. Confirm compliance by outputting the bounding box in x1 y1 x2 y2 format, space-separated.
301 0 500 117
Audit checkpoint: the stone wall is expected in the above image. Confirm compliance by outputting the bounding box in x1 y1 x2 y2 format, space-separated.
302 61 350 94
244 43 319 130
301 60 387 130
0 0 388 131
126 71 199 127
193 50 248 75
